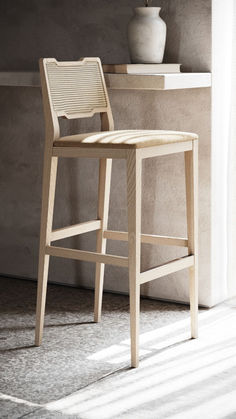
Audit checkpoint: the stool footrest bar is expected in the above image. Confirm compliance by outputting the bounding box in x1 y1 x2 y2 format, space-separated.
45 245 129 267
139 255 194 284
103 230 188 247
51 220 101 241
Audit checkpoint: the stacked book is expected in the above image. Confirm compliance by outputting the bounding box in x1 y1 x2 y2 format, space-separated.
102 63 181 74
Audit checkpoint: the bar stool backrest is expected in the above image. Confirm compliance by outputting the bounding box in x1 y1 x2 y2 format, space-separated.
39 57 114 141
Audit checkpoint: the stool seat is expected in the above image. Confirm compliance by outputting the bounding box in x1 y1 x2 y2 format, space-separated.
54 130 198 149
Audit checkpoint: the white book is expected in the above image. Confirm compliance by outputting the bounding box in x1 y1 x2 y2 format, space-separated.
102 63 181 74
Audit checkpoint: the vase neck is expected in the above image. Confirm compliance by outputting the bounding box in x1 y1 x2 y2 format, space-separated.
134 7 161 18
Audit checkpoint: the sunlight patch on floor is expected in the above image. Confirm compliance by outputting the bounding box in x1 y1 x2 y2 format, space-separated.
45 305 236 418
87 305 231 363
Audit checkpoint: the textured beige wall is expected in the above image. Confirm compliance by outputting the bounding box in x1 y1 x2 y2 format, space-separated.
0 0 211 72
0 0 212 305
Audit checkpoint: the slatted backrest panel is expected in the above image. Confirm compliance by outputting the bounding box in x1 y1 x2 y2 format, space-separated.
43 58 109 119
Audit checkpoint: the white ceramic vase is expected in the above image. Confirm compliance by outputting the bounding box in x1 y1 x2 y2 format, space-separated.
128 7 167 64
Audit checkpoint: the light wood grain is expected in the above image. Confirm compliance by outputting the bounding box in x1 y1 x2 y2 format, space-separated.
45 245 128 267
35 58 60 346
52 146 127 159
51 220 101 241
35 57 114 346
140 255 194 285
94 90 114 323
185 141 199 338
35 155 58 346
140 141 193 159
103 230 188 247
37 57 199 368
94 159 112 322
127 150 142 368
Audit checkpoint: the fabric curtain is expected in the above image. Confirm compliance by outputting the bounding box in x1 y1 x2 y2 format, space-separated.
212 0 236 303
227 2 236 297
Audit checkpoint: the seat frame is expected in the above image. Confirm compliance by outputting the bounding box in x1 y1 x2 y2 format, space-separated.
35 57 198 368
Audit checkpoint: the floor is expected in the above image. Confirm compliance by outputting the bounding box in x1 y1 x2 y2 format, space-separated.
0 277 236 419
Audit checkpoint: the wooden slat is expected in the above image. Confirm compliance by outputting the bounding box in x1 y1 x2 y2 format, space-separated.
103 230 188 247
51 220 101 241
45 245 128 267
139 255 194 284
142 234 188 247
52 146 127 159
140 141 193 160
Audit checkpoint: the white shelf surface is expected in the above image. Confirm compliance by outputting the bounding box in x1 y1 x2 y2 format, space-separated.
0 71 211 90
104 72 212 90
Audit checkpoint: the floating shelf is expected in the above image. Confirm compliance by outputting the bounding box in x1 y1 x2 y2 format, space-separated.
0 72 211 90
104 72 212 90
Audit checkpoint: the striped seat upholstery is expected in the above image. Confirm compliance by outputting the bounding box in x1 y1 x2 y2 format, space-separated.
54 129 198 149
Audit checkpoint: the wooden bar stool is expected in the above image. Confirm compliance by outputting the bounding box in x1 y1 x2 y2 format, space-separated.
35 57 198 368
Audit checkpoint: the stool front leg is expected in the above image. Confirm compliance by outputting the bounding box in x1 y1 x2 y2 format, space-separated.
35 155 58 346
94 158 112 322
185 141 199 338
127 150 142 368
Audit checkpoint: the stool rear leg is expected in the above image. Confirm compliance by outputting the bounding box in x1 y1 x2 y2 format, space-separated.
94 158 112 322
127 150 142 368
35 155 58 346
185 141 198 338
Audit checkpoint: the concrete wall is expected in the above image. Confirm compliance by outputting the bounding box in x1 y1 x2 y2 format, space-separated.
0 0 211 71
0 0 212 305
